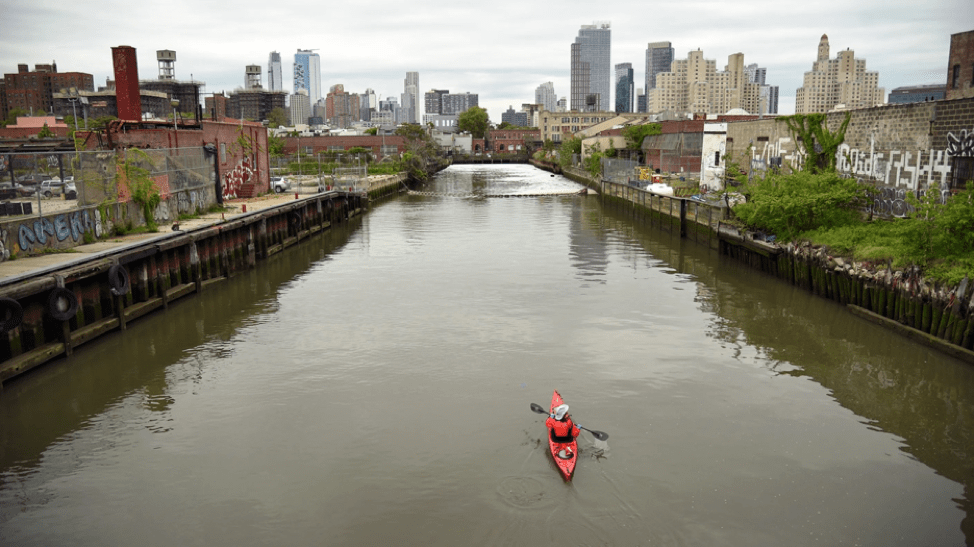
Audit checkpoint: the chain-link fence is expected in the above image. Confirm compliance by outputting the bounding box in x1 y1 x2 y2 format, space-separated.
601 157 640 184
332 166 368 192
1 147 213 217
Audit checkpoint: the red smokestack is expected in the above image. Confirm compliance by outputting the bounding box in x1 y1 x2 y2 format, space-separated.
112 46 142 122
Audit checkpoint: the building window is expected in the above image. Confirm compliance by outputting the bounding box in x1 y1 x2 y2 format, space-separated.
953 64 961 88
220 143 226 163
714 151 721 165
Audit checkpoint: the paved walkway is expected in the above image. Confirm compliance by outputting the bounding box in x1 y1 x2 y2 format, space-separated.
0 192 305 283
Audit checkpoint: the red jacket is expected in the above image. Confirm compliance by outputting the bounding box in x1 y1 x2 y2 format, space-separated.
546 416 580 440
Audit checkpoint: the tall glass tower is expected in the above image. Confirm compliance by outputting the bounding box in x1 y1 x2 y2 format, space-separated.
267 52 283 92
570 22 611 112
402 71 420 123
293 49 321 105
615 63 634 113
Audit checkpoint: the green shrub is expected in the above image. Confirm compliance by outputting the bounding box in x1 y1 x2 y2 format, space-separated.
733 170 867 240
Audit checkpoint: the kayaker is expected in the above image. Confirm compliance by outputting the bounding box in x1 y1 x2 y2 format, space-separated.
547 404 580 443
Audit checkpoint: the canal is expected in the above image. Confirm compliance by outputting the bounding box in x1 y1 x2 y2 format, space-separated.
1 164 972 546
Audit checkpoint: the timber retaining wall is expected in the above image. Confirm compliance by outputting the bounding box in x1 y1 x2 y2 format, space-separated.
0 190 367 388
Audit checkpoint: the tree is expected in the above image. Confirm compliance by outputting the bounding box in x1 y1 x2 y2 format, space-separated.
497 121 512 130
37 123 55 139
782 112 851 174
267 107 288 129
2 108 28 127
558 137 582 168
365 127 378 136
458 106 489 138
267 133 285 156
396 124 440 181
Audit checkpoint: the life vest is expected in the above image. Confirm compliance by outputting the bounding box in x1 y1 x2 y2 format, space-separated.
550 417 576 442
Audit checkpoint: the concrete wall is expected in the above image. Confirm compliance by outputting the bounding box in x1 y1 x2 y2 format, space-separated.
725 97 974 217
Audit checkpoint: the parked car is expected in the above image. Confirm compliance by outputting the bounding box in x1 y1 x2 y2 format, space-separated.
15 182 37 197
39 179 65 198
271 177 291 193
64 182 78 200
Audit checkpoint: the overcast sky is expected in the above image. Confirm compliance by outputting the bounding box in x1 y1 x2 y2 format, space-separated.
2 0 971 122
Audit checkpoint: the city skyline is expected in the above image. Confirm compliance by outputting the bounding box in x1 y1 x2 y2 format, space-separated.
1 0 970 122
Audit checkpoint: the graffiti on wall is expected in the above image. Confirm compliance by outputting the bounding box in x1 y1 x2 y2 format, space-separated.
947 129 974 157
223 156 253 200
749 137 800 175
176 189 205 215
14 210 96 254
746 127 973 218
0 229 9 260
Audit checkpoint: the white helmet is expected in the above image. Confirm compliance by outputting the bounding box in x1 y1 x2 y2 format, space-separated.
554 404 569 420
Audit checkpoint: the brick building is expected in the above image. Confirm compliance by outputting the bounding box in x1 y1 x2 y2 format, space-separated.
79 118 270 201
795 35 884 113
325 84 360 128
490 128 540 153
227 89 287 122
50 89 171 121
946 30 974 101
3 63 94 116
205 92 229 121
282 135 405 158
0 116 70 139
642 114 762 177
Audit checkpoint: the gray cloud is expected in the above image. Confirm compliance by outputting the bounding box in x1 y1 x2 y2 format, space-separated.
2 0 971 120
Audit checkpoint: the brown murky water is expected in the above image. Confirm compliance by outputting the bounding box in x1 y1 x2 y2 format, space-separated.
1 164 971 546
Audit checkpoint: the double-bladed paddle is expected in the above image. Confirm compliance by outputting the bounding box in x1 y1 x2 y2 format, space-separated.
530 402 609 441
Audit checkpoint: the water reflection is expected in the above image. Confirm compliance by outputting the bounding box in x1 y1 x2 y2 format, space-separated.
601 197 974 542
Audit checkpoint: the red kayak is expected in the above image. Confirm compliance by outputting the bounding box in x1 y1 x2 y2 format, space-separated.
547 390 578 480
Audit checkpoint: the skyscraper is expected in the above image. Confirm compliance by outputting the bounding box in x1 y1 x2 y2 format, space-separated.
536 82 557 112
645 41 674 109
650 49 764 115
795 35 884 113
289 89 311 126
402 72 420 124
361 88 377 122
615 63 634 113
293 49 321 105
745 63 778 115
425 89 448 115
570 22 611 112
268 51 283 92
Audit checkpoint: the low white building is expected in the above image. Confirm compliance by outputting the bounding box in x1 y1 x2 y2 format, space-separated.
700 122 726 193
433 131 472 154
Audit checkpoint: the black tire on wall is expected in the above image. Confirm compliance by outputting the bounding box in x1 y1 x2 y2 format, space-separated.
0 297 24 332
48 287 79 322
108 264 131 296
